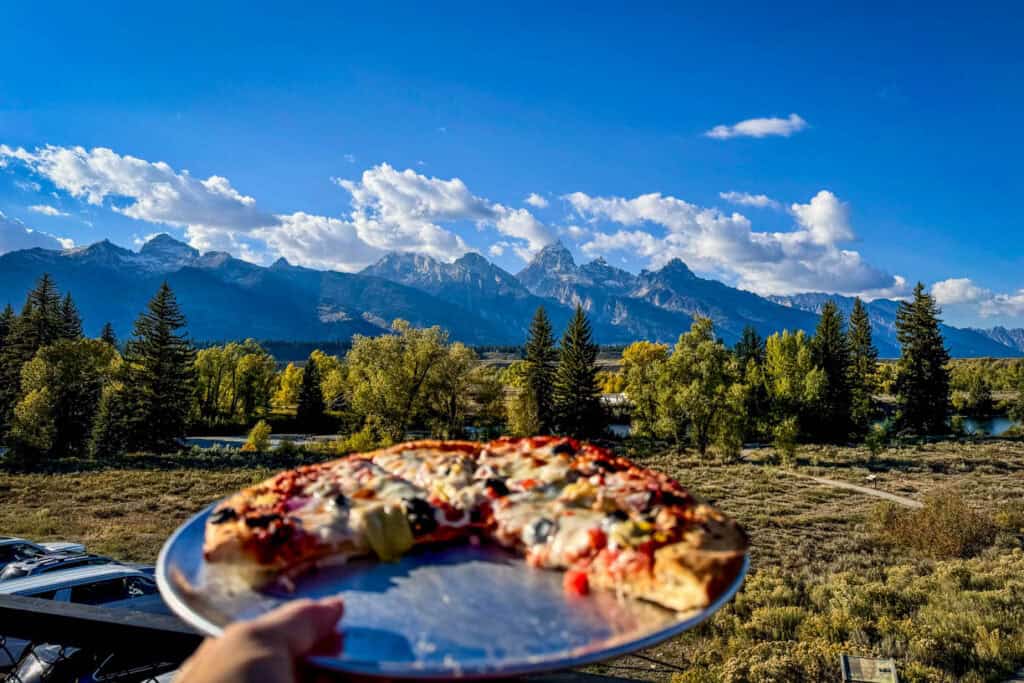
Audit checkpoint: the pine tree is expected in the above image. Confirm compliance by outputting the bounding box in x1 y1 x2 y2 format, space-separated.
100 322 118 348
296 354 326 431
123 282 195 452
0 304 17 437
847 298 879 436
810 301 853 441
734 325 765 369
552 305 603 438
60 293 83 339
524 306 558 433
895 282 951 435
0 304 13 351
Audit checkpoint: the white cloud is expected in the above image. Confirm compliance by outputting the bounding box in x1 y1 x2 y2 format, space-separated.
15 179 42 193
931 278 991 305
705 113 807 140
982 291 1024 318
29 204 69 217
1 144 277 255
525 192 549 208
0 211 73 254
568 189 904 297
254 212 385 272
719 191 782 210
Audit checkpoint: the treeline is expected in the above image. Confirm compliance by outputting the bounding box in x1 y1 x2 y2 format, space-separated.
0 275 194 460
0 273 1000 463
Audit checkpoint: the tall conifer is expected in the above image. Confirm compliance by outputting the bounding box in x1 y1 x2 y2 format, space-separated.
61 293 83 339
552 305 603 438
895 283 950 434
811 301 852 441
296 354 326 430
124 282 195 452
847 298 879 436
524 306 557 433
100 322 118 348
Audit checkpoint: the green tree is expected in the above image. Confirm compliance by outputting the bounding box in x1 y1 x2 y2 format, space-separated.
524 306 558 433
503 360 540 436
621 340 669 438
0 304 14 350
345 320 449 441
951 365 994 417
296 353 326 431
467 365 506 438
810 301 853 441
847 297 879 436
764 330 827 439
552 305 603 438
123 282 195 452
426 342 477 438
655 317 745 457
193 340 276 426
894 283 951 435
310 350 346 410
89 377 133 457
734 325 766 369
9 339 119 459
99 322 118 348
243 419 272 452
273 363 303 408
60 293 83 339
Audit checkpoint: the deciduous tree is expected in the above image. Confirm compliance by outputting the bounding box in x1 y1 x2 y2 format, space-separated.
621 340 668 438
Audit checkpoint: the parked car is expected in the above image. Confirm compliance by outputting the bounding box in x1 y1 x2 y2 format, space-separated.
0 565 164 671
0 537 86 572
1 553 116 581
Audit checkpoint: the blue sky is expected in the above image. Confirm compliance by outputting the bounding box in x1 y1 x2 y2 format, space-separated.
1 2 1022 327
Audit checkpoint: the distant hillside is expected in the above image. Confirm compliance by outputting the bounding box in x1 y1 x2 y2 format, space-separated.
970 326 1024 353
0 234 1018 357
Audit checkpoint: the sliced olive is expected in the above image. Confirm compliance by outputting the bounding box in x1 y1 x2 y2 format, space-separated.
552 442 577 455
528 517 556 544
333 493 348 509
404 498 438 537
484 478 509 496
209 507 237 524
609 509 629 522
244 513 280 528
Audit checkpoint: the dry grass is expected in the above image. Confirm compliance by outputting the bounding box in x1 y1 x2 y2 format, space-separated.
2 440 1023 681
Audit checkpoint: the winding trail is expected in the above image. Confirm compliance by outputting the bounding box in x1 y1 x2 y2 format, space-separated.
781 470 924 509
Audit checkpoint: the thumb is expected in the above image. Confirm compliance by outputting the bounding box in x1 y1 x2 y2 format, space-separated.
248 597 345 656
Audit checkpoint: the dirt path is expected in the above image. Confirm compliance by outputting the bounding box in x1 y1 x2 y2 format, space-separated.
782 470 924 509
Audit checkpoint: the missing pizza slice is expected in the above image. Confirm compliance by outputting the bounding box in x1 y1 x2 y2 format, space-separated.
202 437 747 613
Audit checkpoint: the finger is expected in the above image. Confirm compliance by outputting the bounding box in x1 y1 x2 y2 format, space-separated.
249 597 345 655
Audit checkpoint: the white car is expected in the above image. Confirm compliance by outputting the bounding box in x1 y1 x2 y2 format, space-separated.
0 537 86 572
0 565 162 671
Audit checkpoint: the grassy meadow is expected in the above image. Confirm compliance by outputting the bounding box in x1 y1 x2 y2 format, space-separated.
1 441 1023 681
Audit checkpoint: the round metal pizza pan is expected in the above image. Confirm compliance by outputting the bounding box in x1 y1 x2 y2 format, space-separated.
157 502 748 679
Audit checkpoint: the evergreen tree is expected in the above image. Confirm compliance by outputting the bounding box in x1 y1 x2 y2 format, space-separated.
810 301 853 441
100 322 118 348
124 282 195 452
60 293 83 339
524 306 558 433
847 298 879 436
895 283 951 435
90 380 133 458
552 305 603 438
0 304 13 351
296 354 326 431
734 325 766 369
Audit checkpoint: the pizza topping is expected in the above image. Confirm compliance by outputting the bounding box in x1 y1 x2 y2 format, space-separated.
563 568 589 595
244 513 281 528
209 507 237 524
360 504 414 561
526 517 556 545
404 497 438 537
484 478 509 496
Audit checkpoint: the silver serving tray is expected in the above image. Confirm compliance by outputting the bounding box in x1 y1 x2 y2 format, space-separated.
157 502 747 679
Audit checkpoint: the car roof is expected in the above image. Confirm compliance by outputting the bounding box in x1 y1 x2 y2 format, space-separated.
12 553 108 569
0 565 150 595
0 537 32 547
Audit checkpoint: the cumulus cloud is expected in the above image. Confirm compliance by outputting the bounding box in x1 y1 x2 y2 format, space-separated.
568 189 904 297
254 212 386 272
719 191 782 210
0 211 73 254
525 192 549 208
705 113 807 140
337 163 554 260
931 278 991 305
29 204 69 217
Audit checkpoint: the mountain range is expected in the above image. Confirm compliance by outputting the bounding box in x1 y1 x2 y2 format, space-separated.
0 234 1019 358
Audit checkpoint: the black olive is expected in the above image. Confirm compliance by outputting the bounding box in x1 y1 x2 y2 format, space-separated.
484 478 509 496
333 493 348 509
593 459 619 472
661 492 690 507
270 524 293 545
209 507 237 525
565 469 583 483
529 517 556 544
609 509 629 522
245 513 280 528
552 442 577 455
404 498 438 536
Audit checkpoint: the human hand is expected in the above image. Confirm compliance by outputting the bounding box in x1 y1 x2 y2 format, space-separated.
176 597 344 683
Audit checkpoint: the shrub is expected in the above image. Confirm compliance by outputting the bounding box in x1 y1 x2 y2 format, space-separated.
870 490 996 559
771 417 799 464
242 420 272 452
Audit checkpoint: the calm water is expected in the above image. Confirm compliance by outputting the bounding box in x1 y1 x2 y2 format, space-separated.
960 416 1017 436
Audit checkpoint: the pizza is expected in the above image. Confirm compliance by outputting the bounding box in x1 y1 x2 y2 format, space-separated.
202 437 747 612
